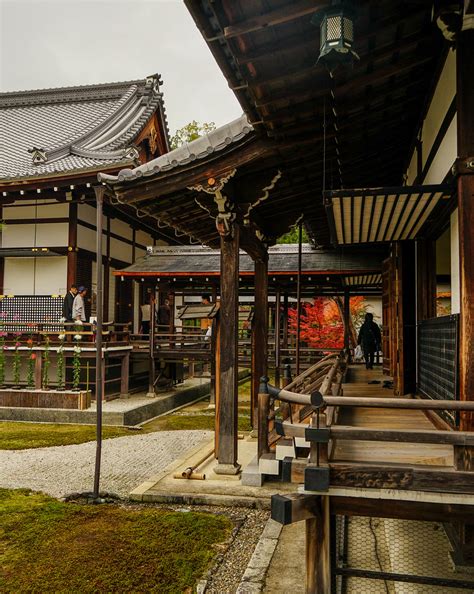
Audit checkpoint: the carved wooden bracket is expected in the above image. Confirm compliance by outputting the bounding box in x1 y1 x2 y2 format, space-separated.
188 169 237 238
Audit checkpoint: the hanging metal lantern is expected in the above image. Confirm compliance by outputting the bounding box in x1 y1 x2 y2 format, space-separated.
313 2 359 71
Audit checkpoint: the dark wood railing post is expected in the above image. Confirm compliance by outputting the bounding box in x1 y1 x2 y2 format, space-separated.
146 294 156 398
274 287 281 387
258 375 270 459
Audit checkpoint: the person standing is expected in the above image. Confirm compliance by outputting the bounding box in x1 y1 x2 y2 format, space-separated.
140 302 151 334
72 286 88 322
357 312 381 370
62 284 77 322
157 298 171 333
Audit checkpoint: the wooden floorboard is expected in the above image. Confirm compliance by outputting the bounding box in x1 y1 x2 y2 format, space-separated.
332 365 454 467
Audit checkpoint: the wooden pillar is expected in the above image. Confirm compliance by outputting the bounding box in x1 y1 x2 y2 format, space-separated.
215 225 240 474
274 287 281 386
146 294 156 398
120 352 130 399
296 221 303 375
457 27 474 434
306 496 331 594
343 289 350 358
251 256 269 428
416 239 436 321
283 292 289 349
103 216 111 321
67 202 78 289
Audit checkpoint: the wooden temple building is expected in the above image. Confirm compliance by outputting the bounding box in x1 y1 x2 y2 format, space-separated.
97 1 474 591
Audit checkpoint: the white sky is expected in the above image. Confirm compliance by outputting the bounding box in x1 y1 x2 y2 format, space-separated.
0 0 242 134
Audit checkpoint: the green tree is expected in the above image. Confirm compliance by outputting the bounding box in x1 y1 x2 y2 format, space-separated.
277 226 309 244
170 120 217 149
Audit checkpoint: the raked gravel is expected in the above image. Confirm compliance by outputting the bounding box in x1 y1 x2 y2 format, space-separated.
0 430 212 498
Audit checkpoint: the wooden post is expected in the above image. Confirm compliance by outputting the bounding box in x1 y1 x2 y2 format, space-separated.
252 256 269 429
343 289 351 361
258 391 270 459
296 221 303 375
457 27 474 435
283 291 289 350
275 287 281 387
67 202 78 290
416 240 436 321
146 293 156 398
120 351 130 399
215 225 240 474
306 496 331 594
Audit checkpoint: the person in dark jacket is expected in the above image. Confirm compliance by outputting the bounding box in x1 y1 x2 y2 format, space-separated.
357 312 381 369
62 285 77 322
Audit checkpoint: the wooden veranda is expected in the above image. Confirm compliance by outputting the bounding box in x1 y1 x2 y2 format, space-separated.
98 1 474 591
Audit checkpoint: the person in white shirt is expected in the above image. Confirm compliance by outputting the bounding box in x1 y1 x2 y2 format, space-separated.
72 286 88 322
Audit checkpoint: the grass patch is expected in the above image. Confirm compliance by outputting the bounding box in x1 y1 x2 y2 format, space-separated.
0 422 133 450
0 488 231 594
144 412 251 432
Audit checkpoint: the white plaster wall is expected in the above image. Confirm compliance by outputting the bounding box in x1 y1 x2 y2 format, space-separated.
423 116 457 185
110 237 132 263
111 218 132 241
35 223 68 247
3 258 34 294
78 203 97 226
451 209 460 314
4 256 67 295
363 297 382 325
136 229 154 248
77 223 107 253
421 50 456 166
406 150 417 185
2 224 36 247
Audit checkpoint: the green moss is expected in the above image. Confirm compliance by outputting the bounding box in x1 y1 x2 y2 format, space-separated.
144 412 251 432
0 488 231 594
0 422 132 450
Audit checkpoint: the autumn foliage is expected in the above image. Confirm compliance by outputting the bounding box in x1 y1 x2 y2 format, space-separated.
288 296 366 348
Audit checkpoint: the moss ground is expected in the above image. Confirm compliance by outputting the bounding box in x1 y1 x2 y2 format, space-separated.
0 423 133 450
0 488 231 594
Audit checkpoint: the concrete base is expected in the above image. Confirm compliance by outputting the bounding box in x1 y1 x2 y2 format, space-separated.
241 455 264 487
130 437 297 508
0 377 211 426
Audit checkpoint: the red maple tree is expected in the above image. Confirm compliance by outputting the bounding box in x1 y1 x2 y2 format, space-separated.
288 296 366 349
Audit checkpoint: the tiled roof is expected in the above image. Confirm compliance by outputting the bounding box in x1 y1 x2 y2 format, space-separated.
98 115 253 184
0 74 168 182
117 244 383 275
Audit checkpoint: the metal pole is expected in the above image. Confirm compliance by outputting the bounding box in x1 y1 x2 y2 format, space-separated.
93 185 105 499
296 220 303 375
147 289 156 397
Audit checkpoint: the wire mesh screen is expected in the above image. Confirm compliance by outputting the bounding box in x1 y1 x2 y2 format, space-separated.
418 315 459 425
0 295 64 331
334 515 474 593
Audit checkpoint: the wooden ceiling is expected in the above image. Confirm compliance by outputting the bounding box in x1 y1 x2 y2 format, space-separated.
185 0 447 245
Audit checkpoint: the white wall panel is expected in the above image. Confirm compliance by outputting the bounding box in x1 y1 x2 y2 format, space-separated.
2 224 36 247
77 224 106 253
3 258 35 294
35 257 67 295
423 116 457 185
110 237 132 263
35 223 68 246
78 203 97 225
421 51 456 167
111 218 132 240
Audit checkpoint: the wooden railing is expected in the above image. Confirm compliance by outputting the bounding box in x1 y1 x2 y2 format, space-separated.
266 381 474 494
0 321 130 346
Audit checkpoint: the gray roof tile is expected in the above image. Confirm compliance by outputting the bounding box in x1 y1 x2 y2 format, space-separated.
0 75 168 182
99 115 253 184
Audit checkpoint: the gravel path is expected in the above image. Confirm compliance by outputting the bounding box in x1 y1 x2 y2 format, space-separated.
0 430 212 498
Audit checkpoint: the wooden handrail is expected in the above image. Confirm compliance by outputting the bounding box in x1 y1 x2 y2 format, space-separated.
324 395 474 411
275 420 474 446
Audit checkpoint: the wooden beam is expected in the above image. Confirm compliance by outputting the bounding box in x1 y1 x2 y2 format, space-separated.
272 492 321 525
215 224 241 474
417 240 436 321
223 1 328 39
331 496 474 522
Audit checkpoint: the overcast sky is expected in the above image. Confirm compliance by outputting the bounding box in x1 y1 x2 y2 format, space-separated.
0 0 242 134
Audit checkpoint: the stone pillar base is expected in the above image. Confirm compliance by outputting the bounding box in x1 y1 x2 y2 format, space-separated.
146 391 156 398
214 463 241 475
